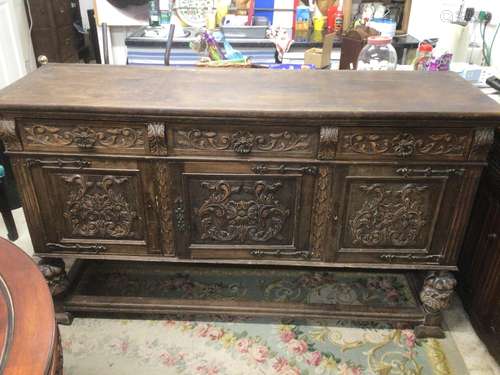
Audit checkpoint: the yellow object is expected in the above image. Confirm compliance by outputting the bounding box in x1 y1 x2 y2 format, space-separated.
216 4 229 26
313 16 326 31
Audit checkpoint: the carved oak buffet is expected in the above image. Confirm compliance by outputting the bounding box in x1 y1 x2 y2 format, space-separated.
0 64 498 338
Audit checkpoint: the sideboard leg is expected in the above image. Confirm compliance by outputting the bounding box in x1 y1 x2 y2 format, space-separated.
36 257 73 325
415 271 457 338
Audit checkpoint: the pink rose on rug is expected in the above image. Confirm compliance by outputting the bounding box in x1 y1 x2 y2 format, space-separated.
287 339 308 355
279 366 301 375
163 320 177 328
338 363 362 375
195 323 211 337
196 364 220 375
305 351 322 366
402 330 416 349
207 326 224 340
273 357 289 371
236 338 252 353
280 330 295 343
160 352 178 367
249 344 269 363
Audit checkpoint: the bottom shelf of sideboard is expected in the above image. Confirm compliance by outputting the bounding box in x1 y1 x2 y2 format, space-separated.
61 260 426 326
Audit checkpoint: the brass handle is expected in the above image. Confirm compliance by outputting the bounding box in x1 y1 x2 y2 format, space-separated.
380 254 443 263
250 249 312 259
46 242 106 254
396 167 465 177
252 164 318 175
25 158 91 169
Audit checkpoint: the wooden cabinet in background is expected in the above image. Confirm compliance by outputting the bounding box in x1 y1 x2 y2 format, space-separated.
459 129 500 362
28 0 84 63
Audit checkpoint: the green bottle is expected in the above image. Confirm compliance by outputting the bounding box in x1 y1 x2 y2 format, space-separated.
149 0 160 27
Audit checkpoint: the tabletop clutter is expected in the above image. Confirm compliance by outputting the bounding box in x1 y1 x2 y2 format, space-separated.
146 0 450 71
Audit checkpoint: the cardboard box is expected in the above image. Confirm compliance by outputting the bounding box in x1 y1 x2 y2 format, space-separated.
304 33 335 68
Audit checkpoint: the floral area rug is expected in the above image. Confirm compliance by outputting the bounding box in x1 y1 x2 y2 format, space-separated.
60 316 465 375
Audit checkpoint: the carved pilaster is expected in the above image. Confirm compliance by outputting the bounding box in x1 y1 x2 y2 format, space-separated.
0 119 22 151
318 127 338 160
147 122 168 155
155 163 174 255
469 128 494 161
415 271 457 338
36 257 69 296
310 166 332 258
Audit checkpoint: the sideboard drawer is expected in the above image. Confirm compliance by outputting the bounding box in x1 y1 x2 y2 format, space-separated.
335 127 473 161
18 119 154 155
173 161 318 260
21 156 162 255
329 164 469 265
168 125 318 158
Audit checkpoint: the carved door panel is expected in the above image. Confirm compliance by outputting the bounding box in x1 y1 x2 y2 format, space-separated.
329 164 468 266
175 162 317 260
27 157 162 255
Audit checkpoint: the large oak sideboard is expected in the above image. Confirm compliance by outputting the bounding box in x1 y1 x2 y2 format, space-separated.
0 64 498 338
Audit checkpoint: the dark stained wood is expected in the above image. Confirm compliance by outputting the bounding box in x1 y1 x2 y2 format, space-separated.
458 129 500 362
0 64 499 121
0 64 499 338
0 238 61 375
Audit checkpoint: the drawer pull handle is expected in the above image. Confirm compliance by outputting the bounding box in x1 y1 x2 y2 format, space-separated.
380 254 443 263
252 164 318 175
26 158 91 169
396 167 465 177
174 198 187 232
46 242 106 254
250 249 312 259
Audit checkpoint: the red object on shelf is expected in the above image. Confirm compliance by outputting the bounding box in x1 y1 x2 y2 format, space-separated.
327 5 337 32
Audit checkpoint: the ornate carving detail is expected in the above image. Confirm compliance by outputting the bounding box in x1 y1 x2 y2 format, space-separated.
0 119 22 151
46 242 107 253
419 271 456 313
250 249 311 259
175 128 312 154
25 158 91 169
174 198 187 232
341 132 468 158
61 174 139 238
310 167 332 258
469 128 495 160
147 122 168 155
36 257 69 296
318 126 338 160
380 254 443 263
155 164 174 254
349 183 428 247
195 180 290 242
23 124 145 149
396 167 465 177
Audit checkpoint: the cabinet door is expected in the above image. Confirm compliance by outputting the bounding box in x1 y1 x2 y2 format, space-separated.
174 162 318 260
330 164 471 265
26 157 162 255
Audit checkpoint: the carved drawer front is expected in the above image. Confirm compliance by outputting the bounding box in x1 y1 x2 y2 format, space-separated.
169 125 317 158
330 164 468 265
26 157 162 255
175 161 316 260
334 128 473 161
18 119 167 155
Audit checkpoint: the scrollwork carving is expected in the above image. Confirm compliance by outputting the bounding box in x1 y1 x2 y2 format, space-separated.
469 128 495 160
318 126 338 160
419 271 456 313
195 180 290 242
155 164 174 254
175 128 312 154
349 183 429 247
23 124 145 149
341 131 468 158
0 119 22 151
310 167 332 258
61 174 140 238
147 122 168 155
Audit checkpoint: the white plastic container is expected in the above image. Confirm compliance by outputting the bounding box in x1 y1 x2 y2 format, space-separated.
357 36 397 71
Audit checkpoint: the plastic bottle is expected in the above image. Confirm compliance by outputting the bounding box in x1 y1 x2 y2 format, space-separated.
327 5 337 33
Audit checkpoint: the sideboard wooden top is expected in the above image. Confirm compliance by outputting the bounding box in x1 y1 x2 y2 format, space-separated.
0 63 498 122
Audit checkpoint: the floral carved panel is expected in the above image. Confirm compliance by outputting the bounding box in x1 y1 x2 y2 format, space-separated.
173 128 313 155
190 178 296 244
345 183 436 248
60 174 143 239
